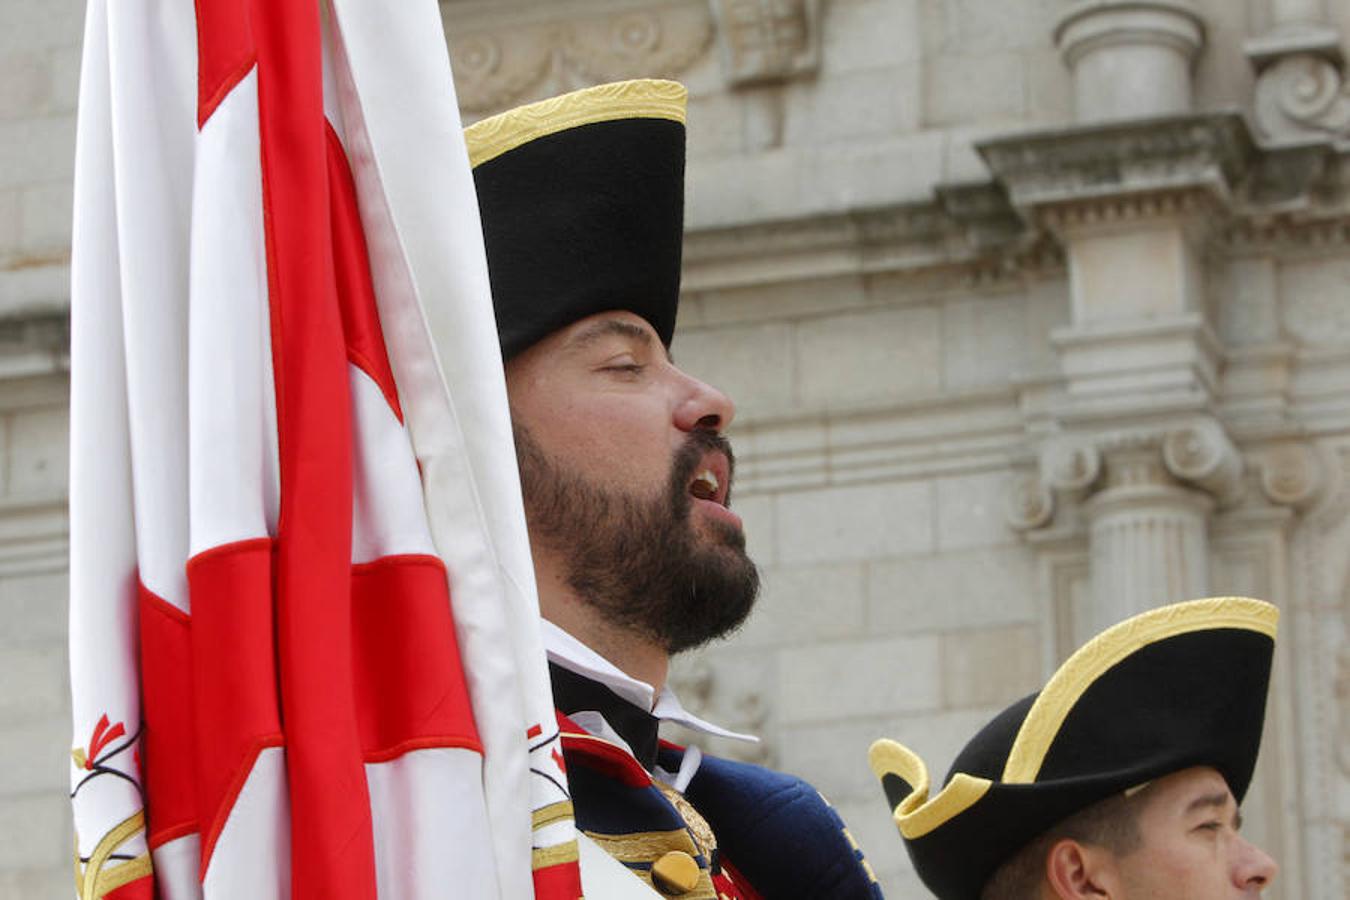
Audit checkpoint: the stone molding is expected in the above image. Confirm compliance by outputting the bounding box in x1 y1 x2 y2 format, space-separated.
1054 1 1205 67
1054 0 1206 122
978 113 1256 217
680 195 1060 293
735 388 1027 497
0 310 69 378
0 493 68 576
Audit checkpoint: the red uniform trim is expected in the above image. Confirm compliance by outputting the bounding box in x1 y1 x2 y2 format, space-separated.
556 713 651 788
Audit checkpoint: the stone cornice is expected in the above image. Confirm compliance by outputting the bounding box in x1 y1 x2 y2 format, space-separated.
681 189 1058 293
977 112 1257 215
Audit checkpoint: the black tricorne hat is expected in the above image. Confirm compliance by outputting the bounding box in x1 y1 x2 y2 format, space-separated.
465 79 687 359
868 596 1278 900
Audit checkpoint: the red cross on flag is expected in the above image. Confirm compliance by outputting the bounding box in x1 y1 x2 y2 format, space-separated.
67 0 579 897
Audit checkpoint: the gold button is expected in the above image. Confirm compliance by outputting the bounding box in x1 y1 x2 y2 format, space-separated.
651 850 701 895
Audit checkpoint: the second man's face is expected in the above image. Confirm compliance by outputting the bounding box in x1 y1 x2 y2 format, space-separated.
1104 766 1277 899
504 310 759 652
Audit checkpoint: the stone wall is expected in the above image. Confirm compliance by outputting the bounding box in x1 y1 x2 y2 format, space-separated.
0 0 81 895
4 0 1350 897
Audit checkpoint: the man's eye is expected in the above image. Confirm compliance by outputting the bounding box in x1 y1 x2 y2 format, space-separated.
1195 821 1223 832
603 363 645 375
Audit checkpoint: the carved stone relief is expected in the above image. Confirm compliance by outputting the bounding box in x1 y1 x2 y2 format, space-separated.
709 0 820 87
445 3 715 116
1253 53 1350 146
443 0 823 117
1247 23 1350 148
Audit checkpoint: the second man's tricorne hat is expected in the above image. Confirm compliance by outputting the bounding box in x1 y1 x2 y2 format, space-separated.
869 596 1278 900
464 79 688 360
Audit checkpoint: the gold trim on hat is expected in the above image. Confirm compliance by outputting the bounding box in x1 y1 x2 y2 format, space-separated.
868 739 994 840
464 79 688 169
1001 596 1278 785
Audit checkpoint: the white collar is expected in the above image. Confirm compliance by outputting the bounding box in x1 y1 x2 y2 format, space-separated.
543 620 758 745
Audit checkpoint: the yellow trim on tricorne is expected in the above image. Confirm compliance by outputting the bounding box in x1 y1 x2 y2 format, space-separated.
869 739 990 839
464 79 687 168
74 811 151 900
899 774 994 839
1001 597 1278 784
868 739 930 819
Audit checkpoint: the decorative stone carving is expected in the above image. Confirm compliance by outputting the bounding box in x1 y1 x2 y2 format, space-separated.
445 2 715 116
1252 53 1350 147
1259 442 1323 509
1046 442 1102 493
1246 21 1350 147
709 0 820 87
1005 473 1055 532
1162 422 1243 504
450 31 554 115
563 5 714 84
1053 0 1206 123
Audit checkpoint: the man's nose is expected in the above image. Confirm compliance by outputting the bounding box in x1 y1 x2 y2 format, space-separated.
1234 835 1278 891
673 370 735 433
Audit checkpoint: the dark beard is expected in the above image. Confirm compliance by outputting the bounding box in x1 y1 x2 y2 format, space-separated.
513 423 760 654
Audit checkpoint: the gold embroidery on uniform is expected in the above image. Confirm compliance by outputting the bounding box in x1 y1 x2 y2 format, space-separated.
464 79 687 168
653 780 717 860
533 800 577 830
583 827 698 863
584 827 717 898
75 810 149 900
532 841 581 870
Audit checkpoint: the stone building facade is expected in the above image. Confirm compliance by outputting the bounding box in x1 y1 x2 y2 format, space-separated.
2 0 1349 897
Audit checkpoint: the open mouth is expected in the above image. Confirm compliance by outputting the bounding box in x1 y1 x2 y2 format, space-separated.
687 451 730 507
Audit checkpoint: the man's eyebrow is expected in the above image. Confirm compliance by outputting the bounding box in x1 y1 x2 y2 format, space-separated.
1184 791 1232 815
567 318 672 361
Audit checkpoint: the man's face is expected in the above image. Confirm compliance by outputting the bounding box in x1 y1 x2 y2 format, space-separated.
1105 767 1277 898
505 311 759 653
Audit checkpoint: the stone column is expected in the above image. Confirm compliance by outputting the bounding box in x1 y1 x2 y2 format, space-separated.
1085 423 1244 631
1054 0 1206 122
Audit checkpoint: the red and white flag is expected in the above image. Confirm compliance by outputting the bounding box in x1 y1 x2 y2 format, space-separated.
68 0 578 897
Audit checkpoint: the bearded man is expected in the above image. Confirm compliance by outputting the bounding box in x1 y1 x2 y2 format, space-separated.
870 596 1280 900
465 80 883 899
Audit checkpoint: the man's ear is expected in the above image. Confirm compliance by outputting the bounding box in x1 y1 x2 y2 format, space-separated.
1044 839 1112 899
